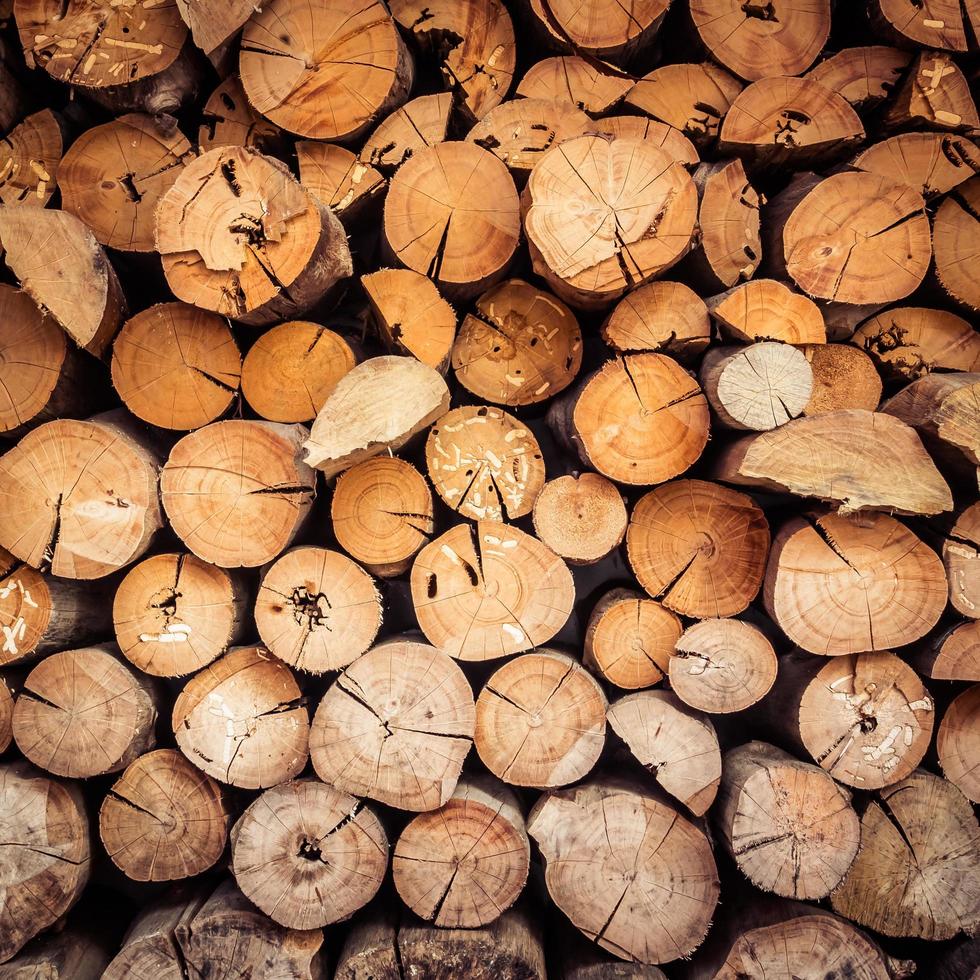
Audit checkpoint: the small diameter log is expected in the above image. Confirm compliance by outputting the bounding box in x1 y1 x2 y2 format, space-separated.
199 76 285 156
0 207 126 357
883 51 979 133
255 546 382 673
852 132 980 199
305 356 450 478
627 479 770 619
310 639 475 810
801 344 882 415
806 45 912 109
59 114 196 253
583 588 681 690
161 420 315 568
156 146 352 326
0 109 62 208
516 56 631 114
716 741 860 900
393 774 530 928
331 457 434 578
601 281 711 363
99 748 230 882
608 690 721 816
383 142 519 302
111 302 241 430
671 618 777 714
452 279 583 406
700 343 813 431
532 473 627 565
13 644 158 779
945 503 980 618
938 684 980 803
360 93 453 172
528 777 719 964
241 321 357 423
0 415 161 579
548 353 710 485
831 770 980 940
870 0 970 49
296 142 386 225
425 405 546 521
910 620 980 681
113 553 248 678
239 0 412 141
362 269 457 374
523 135 697 310
934 176 980 311
173 646 310 790
231 779 387 929
708 278 826 344
0 924 111 979
411 521 575 661
475 650 606 788
712 409 953 516
0 760 90 964
764 511 947 656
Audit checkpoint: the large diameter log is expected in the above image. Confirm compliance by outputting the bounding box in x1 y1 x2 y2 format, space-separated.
945 503 980 618
523 136 698 310
910 619 980 681
764 511 947 655
528 777 719 964
938 685 980 804
161 420 315 568
532 473 627 566
0 415 161 579
393 775 530 928
13 644 158 778
173 646 310 790
801 344 882 415
156 147 352 325
305 356 450 478
0 109 63 210
712 409 953 515
231 779 387 929
933 176 980 311
411 521 574 661
707 277 826 344
831 770 980 940
806 44 912 109
310 639 475 810
716 741 860 900
548 354 710 485
99 748 230 882
0 760 90 964
517 56 631 114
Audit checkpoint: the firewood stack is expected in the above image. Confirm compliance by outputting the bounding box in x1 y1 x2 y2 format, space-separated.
1 0 979 976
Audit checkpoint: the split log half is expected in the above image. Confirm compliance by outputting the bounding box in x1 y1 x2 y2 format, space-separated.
883 50 979 133
934 176 980 311
360 93 453 172
516 56 631 114
910 620 980 681
708 278 826 344
296 142 386 224
945 502 980 619
0 108 62 209
801 344 882 415
532 472 627 565
198 75 285 156
938 684 980 803
806 44 911 108
852 132 980 199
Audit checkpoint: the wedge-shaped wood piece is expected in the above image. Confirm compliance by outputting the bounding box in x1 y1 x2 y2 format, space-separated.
595 115 700 168
296 142 385 224
870 0 970 50
883 50 979 132
944 503 980 619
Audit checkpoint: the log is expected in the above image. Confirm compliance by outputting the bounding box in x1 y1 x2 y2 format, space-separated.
607 689 721 816
296 142 386 225
161 420 315 568
362 268 457 374
59 113 196 253
0 414 162 579
240 321 357 423
806 44 911 108
0 57 25 135
883 51 979 133
0 207 126 357
155 146 353 326
516 56 631 114
594 115 700 167
688 0 830 81
852 132 980 199
198 77 285 155
583 588 681 690
716 741 859 900
870 0 970 50
712 409 953 515
99 748 230 882
304 356 450 477
13 643 159 778
528 777 719 964
938 684 979 803
707 278 826 344
600 281 711 363
830 770 980 940
451 278 583 406
475 649 606 788
0 108 62 209
383 142 520 302
671 618 778 714
801 343 882 415
764 511 947 655
626 479 770 619
113 552 248 677
172 645 310 790
532 472 627 565
255 546 382 673
700 342 813 430
523 135 698 310
933 176 980 310
239 0 413 141
0 760 90 964
425 405 546 521
910 619 980 681
0 924 111 979
360 93 453 172
556 936 667 980
944 502 980 618
331 457 434 577
410 521 575 661
548 354 710 485
231 778 388 929
392 774 530 927
309 639 475 810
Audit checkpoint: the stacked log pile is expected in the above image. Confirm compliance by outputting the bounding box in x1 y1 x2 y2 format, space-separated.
0 0 978 977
